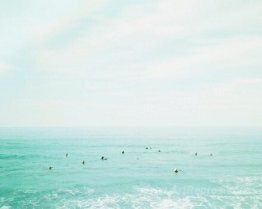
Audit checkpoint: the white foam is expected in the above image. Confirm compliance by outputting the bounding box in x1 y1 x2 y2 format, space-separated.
13 184 261 208
55 187 195 209
0 206 11 209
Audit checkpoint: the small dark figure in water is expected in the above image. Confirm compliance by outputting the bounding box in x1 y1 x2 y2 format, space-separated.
49 166 53 170
174 169 179 174
210 153 213 157
158 150 161 152
66 153 68 157
195 152 198 156
82 160 85 165
101 156 108 160
145 147 148 150
122 151 125 154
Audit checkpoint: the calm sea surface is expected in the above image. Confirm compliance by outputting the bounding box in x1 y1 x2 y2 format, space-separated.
0 127 261 209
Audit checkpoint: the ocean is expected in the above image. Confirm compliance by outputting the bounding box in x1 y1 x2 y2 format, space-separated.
0 127 261 209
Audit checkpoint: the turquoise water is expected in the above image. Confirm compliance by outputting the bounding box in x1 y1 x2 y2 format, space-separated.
0 127 262 209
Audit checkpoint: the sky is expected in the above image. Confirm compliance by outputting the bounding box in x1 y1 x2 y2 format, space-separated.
0 0 261 127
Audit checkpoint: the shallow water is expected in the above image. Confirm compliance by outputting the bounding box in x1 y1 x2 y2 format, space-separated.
0 127 262 209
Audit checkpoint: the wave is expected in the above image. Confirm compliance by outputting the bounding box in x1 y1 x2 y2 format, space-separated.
0 206 11 209
54 187 194 209
53 186 262 209
2 176 262 209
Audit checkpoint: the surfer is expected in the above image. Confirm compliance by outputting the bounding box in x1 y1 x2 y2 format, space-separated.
82 160 85 165
158 150 161 152
66 153 68 157
122 151 125 154
174 169 179 174
173 168 182 174
49 166 53 170
195 152 198 156
101 156 108 160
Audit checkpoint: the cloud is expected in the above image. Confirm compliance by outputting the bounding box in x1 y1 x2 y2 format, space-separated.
0 63 13 74
28 0 108 44
30 0 262 81
0 0 261 127
140 36 262 80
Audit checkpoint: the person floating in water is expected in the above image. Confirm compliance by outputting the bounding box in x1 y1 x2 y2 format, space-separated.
66 153 68 157
173 169 179 174
210 153 213 157
49 166 53 170
122 151 125 154
195 152 198 156
158 150 161 152
101 156 108 160
82 160 85 165
145 147 148 150
173 168 182 174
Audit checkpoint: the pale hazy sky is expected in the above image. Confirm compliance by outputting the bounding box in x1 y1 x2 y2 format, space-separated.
0 0 261 127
